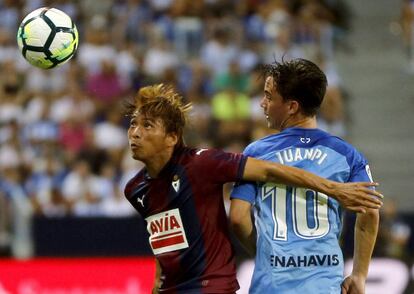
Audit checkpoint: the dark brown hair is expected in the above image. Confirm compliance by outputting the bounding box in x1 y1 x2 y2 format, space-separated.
262 59 327 116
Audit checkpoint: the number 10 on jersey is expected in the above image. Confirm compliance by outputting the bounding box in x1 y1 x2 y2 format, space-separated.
262 183 330 241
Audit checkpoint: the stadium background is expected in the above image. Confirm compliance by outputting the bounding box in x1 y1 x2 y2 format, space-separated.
0 0 413 293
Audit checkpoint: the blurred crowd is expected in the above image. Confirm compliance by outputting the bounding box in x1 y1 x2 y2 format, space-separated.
0 0 359 257
401 0 414 73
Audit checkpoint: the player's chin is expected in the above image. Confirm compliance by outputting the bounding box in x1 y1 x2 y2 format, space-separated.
130 150 144 161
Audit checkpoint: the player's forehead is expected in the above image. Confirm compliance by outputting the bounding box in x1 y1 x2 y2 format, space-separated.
131 111 164 126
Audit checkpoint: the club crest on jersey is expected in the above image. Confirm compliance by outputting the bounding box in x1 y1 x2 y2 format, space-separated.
172 175 180 192
145 208 189 255
300 137 311 143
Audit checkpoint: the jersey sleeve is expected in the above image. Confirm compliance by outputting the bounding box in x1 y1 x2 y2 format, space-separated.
230 144 257 204
230 180 257 204
194 148 248 184
348 150 374 183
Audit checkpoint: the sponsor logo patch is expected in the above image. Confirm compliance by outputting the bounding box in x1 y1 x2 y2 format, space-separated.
145 208 189 255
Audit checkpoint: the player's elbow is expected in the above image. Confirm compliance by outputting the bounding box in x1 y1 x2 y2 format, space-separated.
257 161 275 183
260 161 288 183
244 158 272 182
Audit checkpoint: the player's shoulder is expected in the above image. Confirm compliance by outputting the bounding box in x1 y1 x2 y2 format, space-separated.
185 146 231 158
243 131 294 156
185 146 244 169
178 146 212 159
316 130 366 160
243 132 275 152
124 169 145 198
317 131 355 150
175 146 221 166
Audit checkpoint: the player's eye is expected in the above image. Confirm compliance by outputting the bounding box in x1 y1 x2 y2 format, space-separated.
143 121 152 129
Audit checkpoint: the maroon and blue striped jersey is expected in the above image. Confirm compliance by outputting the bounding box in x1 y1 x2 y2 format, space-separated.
124 146 248 293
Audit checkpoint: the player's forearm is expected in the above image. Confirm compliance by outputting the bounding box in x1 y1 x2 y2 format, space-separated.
243 157 383 212
244 157 332 192
352 209 379 278
264 161 334 195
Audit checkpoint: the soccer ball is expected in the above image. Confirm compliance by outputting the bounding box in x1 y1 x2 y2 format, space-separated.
17 7 79 69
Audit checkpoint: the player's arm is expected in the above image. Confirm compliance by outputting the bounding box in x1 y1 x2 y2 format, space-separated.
230 199 255 256
341 208 379 293
242 157 383 213
152 258 161 294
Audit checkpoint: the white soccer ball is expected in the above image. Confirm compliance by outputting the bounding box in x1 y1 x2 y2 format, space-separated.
17 7 79 69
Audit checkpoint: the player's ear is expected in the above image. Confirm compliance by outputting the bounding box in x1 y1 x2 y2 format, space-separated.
165 132 178 148
288 100 300 115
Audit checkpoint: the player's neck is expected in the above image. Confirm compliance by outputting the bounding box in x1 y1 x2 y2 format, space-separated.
284 115 317 129
145 148 174 178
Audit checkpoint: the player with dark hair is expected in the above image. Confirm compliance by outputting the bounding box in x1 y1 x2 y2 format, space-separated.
124 83 382 293
230 59 379 293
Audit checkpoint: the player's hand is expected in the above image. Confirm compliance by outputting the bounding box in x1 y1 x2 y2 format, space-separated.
341 274 365 294
330 182 383 213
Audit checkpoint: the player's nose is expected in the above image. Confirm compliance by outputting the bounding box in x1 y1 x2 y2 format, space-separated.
260 96 267 109
130 125 142 138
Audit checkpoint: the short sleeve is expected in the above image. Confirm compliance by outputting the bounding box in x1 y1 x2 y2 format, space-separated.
348 151 373 183
193 148 248 184
230 180 257 204
230 143 257 204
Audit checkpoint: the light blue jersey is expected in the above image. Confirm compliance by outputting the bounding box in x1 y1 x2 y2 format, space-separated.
231 127 373 294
